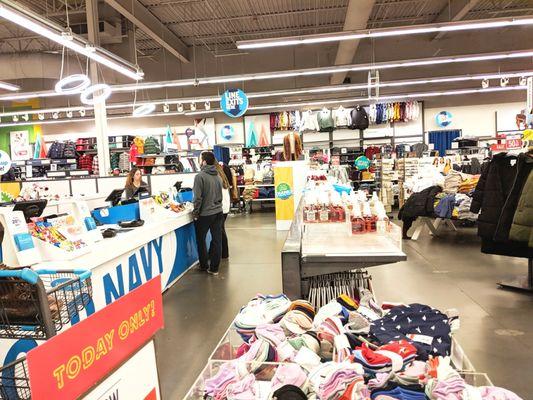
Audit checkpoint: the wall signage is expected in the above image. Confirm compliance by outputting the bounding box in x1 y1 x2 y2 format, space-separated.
220 89 248 118
436 111 453 127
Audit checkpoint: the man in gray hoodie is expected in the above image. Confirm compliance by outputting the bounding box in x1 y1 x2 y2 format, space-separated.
193 151 223 275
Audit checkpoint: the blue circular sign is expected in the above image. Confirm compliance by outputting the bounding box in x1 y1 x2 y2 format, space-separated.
220 125 234 140
220 89 248 118
436 111 452 127
354 155 371 171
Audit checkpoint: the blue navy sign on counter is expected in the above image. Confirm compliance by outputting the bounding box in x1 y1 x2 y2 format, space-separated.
0 150 11 175
220 89 248 118
436 111 453 127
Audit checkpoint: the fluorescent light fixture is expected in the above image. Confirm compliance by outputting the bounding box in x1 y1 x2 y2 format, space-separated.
0 80 19 91
55 74 91 94
132 103 156 117
1 85 526 127
80 84 111 105
2 70 533 119
107 49 533 93
237 16 533 49
0 0 143 80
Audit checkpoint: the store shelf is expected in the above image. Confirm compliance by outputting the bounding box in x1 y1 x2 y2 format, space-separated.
237 184 274 188
251 198 275 202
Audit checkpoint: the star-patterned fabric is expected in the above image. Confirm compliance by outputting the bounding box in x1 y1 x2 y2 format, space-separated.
369 303 452 360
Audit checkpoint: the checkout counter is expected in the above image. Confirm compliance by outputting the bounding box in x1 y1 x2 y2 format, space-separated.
0 185 198 373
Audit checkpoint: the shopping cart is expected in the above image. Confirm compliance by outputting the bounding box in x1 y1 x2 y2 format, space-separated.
0 356 29 400
0 268 93 340
0 268 92 400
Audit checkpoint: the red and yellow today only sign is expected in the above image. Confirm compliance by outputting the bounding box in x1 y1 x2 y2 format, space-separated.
27 276 164 400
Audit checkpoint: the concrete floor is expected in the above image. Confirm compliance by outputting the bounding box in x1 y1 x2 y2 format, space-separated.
154 212 533 400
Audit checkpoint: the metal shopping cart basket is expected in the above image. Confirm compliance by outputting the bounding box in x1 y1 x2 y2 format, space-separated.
0 268 92 400
0 356 29 400
0 268 93 340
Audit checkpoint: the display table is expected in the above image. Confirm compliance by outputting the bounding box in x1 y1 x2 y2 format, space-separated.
282 199 406 299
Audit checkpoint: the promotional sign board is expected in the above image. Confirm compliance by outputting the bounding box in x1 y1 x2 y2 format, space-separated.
0 150 12 175
10 130 31 161
436 111 452 128
27 277 164 400
220 89 248 118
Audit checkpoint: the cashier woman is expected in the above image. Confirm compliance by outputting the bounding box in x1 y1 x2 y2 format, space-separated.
124 167 149 199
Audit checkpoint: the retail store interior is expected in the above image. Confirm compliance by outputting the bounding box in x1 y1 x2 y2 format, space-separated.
0 0 532 399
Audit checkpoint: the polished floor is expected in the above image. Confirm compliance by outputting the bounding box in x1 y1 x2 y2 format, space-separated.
155 212 533 399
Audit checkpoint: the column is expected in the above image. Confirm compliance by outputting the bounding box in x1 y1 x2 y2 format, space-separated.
86 0 111 176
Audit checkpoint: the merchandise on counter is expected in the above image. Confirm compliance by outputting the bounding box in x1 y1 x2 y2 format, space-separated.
29 219 87 252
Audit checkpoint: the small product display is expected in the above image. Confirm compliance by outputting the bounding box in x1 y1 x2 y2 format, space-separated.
28 219 87 252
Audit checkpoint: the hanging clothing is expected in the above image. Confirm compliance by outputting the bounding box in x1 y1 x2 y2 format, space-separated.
300 110 319 132
317 108 335 132
509 167 533 247
333 106 351 128
350 106 369 130
470 153 533 258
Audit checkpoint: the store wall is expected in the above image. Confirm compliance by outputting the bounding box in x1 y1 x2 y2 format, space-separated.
424 102 525 136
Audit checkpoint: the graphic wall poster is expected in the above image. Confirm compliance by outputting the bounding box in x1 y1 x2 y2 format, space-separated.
0 150 11 175
165 119 215 151
220 89 248 118
274 166 295 222
215 122 245 145
436 111 453 128
244 115 271 147
27 277 164 400
10 130 31 160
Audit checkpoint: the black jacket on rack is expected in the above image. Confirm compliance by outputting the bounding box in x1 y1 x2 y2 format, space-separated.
470 152 533 258
350 106 369 130
399 185 442 221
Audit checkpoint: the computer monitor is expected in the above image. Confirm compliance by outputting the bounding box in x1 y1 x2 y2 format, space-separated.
132 186 150 198
105 189 125 206
13 199 48 222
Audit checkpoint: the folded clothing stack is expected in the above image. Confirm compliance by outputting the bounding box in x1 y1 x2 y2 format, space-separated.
351 340 418 374
280 300 316 335
369 303 452 360
234 294 292 341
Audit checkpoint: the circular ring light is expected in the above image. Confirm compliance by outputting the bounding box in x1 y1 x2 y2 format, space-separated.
80 84 112 105
132 103 156 117
55 74 91 94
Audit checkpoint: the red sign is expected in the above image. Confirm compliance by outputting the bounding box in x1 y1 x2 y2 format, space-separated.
27 276 164 400
490 143 506 151
188 138 199 144
506 138 523 149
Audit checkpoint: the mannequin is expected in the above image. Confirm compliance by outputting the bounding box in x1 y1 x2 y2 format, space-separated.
283 132 303 161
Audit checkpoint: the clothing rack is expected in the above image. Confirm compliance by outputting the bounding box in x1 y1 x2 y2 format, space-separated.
498 258 533 293
304 270 374 309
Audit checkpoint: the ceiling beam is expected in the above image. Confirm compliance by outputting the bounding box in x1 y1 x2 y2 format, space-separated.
103 0 190 62
330 0 376 85
432 0 481 40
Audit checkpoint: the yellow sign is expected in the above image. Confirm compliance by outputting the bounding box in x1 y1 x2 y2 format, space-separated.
274 166 294 221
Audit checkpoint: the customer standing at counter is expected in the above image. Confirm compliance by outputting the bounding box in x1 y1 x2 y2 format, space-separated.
193 152 223 275
212 161 231 259
124 167 149 199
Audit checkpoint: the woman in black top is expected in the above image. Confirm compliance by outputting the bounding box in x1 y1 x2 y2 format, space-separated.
124 167 149 199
